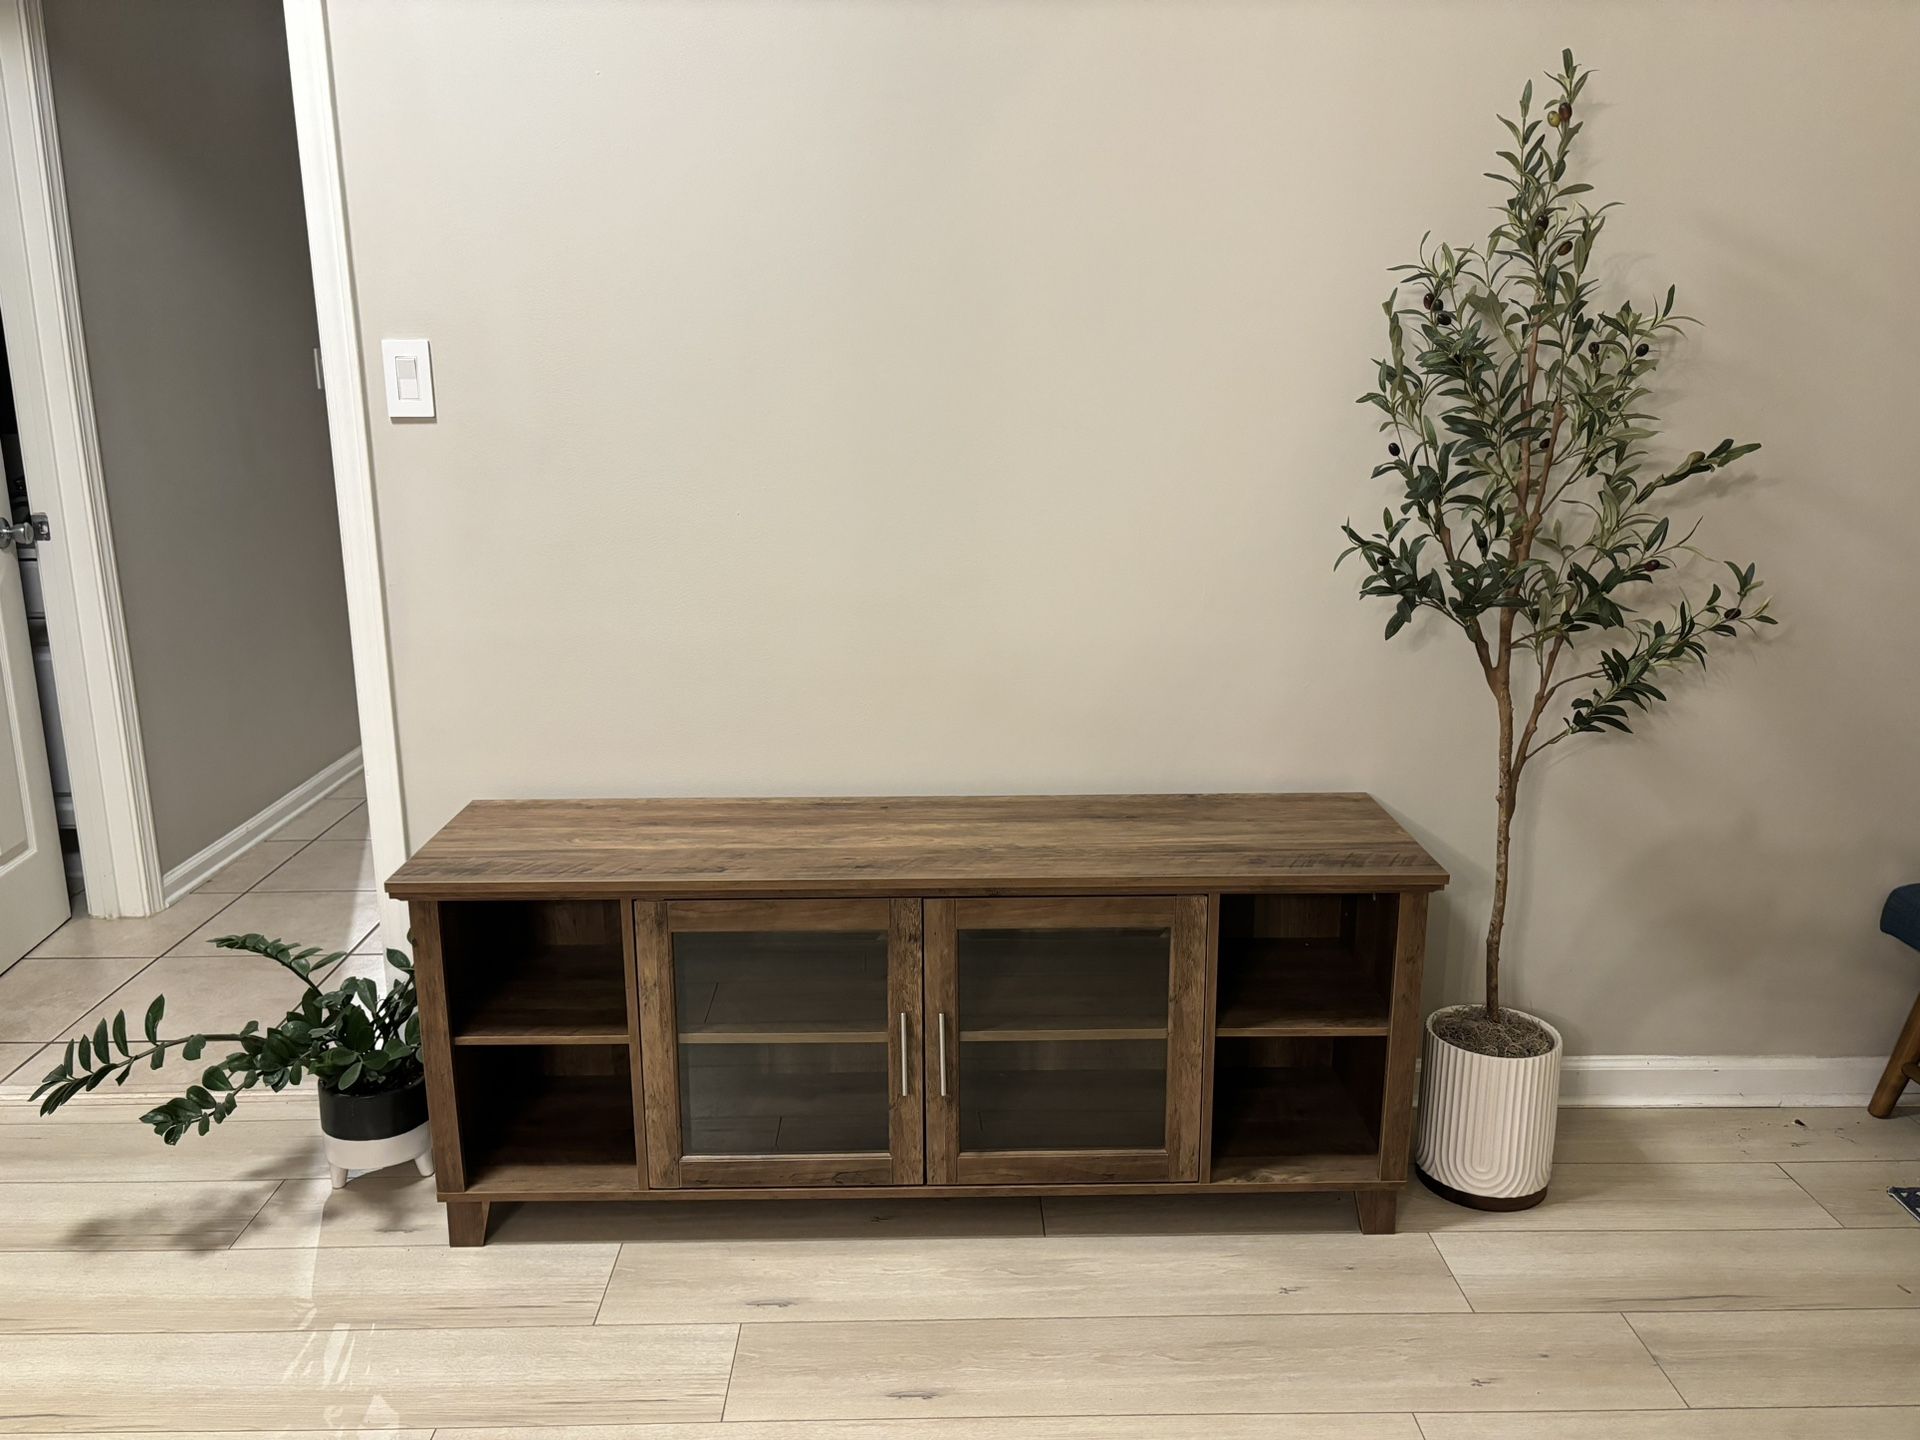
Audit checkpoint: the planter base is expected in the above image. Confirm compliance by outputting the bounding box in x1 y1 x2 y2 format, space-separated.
322 1119 434 1190
1416 1164 1548 1212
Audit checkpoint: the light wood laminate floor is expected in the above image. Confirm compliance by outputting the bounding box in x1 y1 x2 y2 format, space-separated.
0 1086 1914 1434
2 807 1916 1433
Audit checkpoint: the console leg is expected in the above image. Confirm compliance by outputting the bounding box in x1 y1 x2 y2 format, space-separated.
1356 1190 1397 1235
446 1199 491 1247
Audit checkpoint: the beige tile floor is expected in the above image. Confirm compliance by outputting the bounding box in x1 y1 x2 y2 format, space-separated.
1 797 1917 1432
0 780 380 1090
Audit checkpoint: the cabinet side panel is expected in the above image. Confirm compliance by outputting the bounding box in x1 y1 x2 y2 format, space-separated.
923 898 959 1184
409 899 465 1191
1378 891 1429 1181
1166 894 1208 1182
633 900 682 1188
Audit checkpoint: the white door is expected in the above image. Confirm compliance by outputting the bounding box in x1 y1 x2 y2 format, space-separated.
0 528 65 970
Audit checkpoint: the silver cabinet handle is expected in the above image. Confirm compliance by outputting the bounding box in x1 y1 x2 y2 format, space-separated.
937 1012 949 1098
898 1012 909 1097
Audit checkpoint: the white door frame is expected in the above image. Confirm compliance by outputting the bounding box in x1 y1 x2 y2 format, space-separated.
0 0 410 938
283 0 410 950
0 0 160 917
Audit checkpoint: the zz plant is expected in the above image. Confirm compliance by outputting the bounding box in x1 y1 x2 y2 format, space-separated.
32 934 422 1142
1339 51 1773 1043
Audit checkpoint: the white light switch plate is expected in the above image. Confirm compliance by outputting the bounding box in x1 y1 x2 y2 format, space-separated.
381 338 434 418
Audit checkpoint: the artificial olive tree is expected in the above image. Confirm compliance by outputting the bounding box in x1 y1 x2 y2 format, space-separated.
1339 51 1773 1039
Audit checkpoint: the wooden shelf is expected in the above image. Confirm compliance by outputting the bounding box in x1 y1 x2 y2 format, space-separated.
459 1068 637 1191
1209 1065 1381 1185
1209 1150 1382 1185
960 1025 1166 1043
462 1158 639 1196
1214 941 1389 1038
679 1024 887 1046
450 942 629 1045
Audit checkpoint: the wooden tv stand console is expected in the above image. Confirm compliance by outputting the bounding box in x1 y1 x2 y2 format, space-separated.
388 794 1447 1246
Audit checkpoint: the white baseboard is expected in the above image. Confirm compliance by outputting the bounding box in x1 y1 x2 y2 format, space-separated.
159 749 362 905
1557 1054 1887 1108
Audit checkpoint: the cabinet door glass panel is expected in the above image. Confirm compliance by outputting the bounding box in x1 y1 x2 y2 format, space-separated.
956 923 1171 1152
679 1042 890 1155
673 926 890 1157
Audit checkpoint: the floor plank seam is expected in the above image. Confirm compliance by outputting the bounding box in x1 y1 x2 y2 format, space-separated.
1416 1231 1478 1314
720 1323 744 1421
1776 1159 1856 1228
1618 1310 1692 1409
589 1244 621 1324
225 1178 289 1250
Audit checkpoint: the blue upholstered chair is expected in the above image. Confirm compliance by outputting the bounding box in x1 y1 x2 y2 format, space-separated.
1870 885 1920 1117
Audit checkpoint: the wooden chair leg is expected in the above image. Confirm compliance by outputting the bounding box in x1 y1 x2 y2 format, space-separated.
446 1199 491 1247
1355 1190 1397 1234
1869 987 1920 1118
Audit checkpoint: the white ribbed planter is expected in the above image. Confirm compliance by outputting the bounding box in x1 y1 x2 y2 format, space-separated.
1415 1005 1563 1208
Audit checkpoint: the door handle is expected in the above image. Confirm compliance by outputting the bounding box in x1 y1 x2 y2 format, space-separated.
0 515 47 550
937 1011 949 1098
898 1012 909 1097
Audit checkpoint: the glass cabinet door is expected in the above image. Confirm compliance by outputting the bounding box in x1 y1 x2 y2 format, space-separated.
636 899 923 1187
924 896 1206 1184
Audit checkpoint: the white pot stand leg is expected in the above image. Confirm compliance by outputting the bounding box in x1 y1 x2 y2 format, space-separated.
320 1120 433 1189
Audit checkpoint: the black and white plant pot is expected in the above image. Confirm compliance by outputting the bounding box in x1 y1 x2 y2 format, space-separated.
1414 1005 1563 1210
317 1076 433 1190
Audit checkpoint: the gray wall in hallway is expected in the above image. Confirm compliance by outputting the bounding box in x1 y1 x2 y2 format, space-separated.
43 0 358 874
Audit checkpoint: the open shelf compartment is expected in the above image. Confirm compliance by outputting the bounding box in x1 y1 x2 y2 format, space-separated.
441 900 630 1045
454 1043 637 1193
1209 1035 1384 1183
1215 893 1395 1037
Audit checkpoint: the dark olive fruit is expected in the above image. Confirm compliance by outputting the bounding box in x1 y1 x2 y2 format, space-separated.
1635 343 1650 357
1588 341 1601 357
1557 240 1573 256
1644 559 1665 572
1388 442 1401 456
1725 608 1742 620
1556 102 1572 124
1437 311 1454 326
1423 292 1438 310
1535 213 1549 229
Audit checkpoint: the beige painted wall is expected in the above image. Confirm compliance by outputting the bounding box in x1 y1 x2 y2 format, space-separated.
325 0 1920 1056
47 0 359 873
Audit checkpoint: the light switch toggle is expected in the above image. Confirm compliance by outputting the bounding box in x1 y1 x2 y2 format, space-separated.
381 338 435 418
